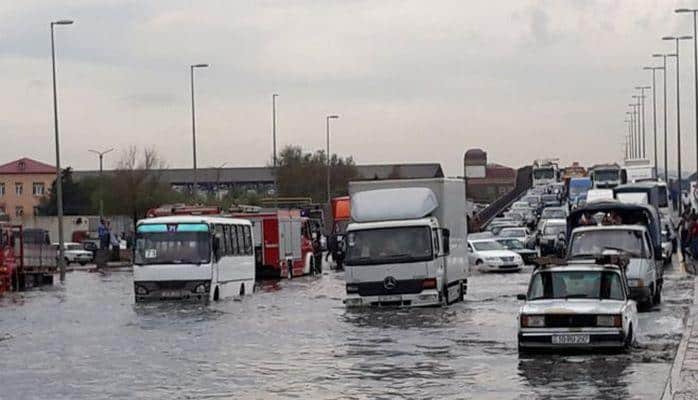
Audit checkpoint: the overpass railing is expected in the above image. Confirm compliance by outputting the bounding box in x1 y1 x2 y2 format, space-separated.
471 166 532 232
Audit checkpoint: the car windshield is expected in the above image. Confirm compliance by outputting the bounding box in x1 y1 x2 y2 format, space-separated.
496 238 525 250
528 270 625 300
533 168 555 179
542 195 557 202
500 229 525 238
541 208 566 219
471 240 506 251
66 244 83 251
522 196 539 205
595 169 619 182
543 224 566 236
345 226 433 266
569 229 648 258
135 224 211 265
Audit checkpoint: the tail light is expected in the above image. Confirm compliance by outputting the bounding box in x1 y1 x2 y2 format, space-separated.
422 278 437 289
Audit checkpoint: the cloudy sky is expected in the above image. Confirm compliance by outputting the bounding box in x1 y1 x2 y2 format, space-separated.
1 0 697 175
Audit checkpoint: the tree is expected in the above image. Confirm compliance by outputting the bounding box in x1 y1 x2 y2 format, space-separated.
103 147 183 227
274 145 358 202
39 167 95 215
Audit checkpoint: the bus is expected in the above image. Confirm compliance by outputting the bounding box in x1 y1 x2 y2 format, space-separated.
133 216 255 302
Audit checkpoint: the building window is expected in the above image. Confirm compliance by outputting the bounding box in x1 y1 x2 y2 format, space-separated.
15 183 23 196
0 183 4 197
33 182 45 196
15 206 24 217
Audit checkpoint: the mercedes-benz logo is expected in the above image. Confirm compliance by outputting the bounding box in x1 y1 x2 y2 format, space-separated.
383 276 397 290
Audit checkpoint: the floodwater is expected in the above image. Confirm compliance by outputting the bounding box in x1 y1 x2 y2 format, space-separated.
0 261 693 400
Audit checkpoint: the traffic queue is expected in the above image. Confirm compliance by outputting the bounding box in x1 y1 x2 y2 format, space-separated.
124 156 677 353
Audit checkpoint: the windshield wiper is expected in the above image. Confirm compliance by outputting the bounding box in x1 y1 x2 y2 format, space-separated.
564 294 589 299
569 253 596 259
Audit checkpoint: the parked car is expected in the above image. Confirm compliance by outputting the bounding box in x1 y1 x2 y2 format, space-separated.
495 238 538 265
468 239 523 272
54 242 94 266
498 227 535 249
517 258 638 352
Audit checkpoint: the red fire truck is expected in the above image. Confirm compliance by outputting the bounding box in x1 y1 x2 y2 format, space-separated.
232 209 318 279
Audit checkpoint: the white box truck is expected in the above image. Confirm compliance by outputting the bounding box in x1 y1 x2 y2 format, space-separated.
343 178 469 307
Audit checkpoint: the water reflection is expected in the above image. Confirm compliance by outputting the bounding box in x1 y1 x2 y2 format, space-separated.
518 355 630 399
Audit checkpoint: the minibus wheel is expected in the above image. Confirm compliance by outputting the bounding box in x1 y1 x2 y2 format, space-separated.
213 287 220 301
240 284 245 296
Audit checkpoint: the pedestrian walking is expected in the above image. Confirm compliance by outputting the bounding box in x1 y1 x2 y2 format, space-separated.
98 219 110 250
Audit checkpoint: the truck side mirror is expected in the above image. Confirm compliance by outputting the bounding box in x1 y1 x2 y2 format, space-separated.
441 229 450 256
517 294 527 301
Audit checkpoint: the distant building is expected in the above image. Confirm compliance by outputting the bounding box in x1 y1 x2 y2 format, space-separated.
0 158 56 221
72 163 444 197
464 150 516 204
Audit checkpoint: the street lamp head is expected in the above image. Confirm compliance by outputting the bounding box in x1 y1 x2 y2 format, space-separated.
662 36 677 41
680 35 693 40
634 86 651 90
273 93 278 97
52 20 74 25
327 115 340 119
675 8 692 13
192 63 209 68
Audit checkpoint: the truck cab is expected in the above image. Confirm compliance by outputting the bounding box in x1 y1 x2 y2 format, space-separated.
343 179 468 307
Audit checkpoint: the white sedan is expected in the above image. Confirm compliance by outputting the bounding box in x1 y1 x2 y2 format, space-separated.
517 261 638 352
54 242 94 266
467 239 523 272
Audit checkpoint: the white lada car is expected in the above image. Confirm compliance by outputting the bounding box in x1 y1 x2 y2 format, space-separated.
517 259 638 352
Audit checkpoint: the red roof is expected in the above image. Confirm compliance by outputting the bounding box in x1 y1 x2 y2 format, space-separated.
0 158 57 174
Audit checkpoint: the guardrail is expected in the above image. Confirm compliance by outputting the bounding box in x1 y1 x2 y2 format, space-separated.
470 166 532 232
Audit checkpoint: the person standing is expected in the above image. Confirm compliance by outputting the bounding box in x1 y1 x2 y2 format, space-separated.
98 219 109 250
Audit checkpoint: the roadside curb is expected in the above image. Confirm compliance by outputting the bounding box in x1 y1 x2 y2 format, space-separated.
661 269 697 400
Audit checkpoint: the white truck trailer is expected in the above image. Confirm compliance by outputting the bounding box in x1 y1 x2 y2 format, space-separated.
343 178 469 307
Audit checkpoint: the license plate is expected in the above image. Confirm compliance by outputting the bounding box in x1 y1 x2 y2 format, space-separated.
161 290 182 298
552 334 590 345
378 295 401 302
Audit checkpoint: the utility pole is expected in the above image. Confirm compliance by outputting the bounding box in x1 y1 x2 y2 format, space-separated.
88 148 114 217
325 115 340 203
190 63 209 198
50 19 73 282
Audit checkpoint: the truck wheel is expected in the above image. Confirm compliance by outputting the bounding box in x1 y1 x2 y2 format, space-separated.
213 287 220 301
240 284 245 296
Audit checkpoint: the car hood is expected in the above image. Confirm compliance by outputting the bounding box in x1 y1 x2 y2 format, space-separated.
65 250 92 255
521 299 626 315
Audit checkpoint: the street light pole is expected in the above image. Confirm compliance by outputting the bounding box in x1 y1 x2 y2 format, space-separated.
88 148 114 217
654 53 677 183
190 63 209 198
272 94 278 167
635 86 651 158
625 118 632 159
663 35 692 214
630 101 640 158
216 162 228 200
676 8 698 185
643 68 663 176
626 112 634 158
50 19 73 283
325 115 339 203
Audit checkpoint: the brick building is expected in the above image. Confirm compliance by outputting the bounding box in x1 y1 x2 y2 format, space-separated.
0 158 56 221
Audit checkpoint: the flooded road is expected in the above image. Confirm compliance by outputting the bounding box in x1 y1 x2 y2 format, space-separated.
0 261 693 400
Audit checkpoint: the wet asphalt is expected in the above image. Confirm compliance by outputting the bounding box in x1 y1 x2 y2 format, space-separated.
0 258 693 400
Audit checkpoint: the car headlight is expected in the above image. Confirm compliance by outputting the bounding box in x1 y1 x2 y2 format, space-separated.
597 314 622 327
627 279 645 288
134 284 148 295
521 315 545 327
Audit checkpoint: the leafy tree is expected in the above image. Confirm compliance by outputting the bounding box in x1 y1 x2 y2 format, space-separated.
39 167 95 215
274 145 358 202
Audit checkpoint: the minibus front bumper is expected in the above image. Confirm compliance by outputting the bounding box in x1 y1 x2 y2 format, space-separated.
134 280 210 302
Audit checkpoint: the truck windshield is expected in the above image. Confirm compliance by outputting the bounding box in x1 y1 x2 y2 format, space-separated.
345 226 433 266
135 224 211 265
533 168 554 179
528 270 625 300
541 208 566 219
594 170 619 182
569 229 648 258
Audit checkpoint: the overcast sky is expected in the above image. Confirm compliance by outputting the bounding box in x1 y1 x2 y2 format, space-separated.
1 0 697 175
